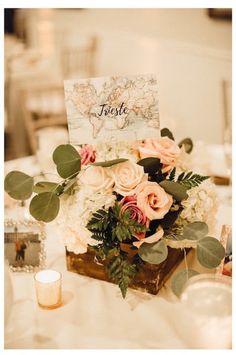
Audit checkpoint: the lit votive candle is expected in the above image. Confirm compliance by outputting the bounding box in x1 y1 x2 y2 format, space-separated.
34 270 62 309
180 274 232 349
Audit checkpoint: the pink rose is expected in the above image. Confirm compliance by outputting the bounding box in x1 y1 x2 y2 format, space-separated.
120 195 149 239
79 144 96 165
111 160 147 196
138 137 181 173
135 181 173 220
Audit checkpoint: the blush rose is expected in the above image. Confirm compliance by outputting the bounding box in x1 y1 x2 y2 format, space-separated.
135 181 173 220
111 160 147 196
137 137 181 173
133 226 164 248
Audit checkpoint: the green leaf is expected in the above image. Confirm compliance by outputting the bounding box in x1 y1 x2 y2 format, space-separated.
178 138 193 153
197 237 225 268
33 181 59 194
171 269 199 297
159 180 188 202
177 171 209 189
183 222 208 240
169 167 176 181
4 171 34 200
107 256 137 298
161 128 175 140
138 240 168 264
91 158 128 167
137 157 161 175
29 192 60 222
53 144 81 179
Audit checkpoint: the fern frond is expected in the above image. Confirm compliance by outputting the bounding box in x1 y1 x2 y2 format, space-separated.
177 171 209 188
107 255 137 298
169 167 176 181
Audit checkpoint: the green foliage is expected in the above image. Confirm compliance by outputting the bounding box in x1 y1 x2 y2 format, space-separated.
29 192 60 222
112 206 147 242
137 157 161 175
138 240 168 264
171 269 199 297
177 171 209 189
161 128 175 141
4 171 34 200
87 209 110 240
178 138 193 153
159 180 188 202
183 221 208 240
33 181 61 194
168 167 176 181
53 144 81 179
87 203 147 243
197 236 225 268
107 255 137 298
91 158 128 167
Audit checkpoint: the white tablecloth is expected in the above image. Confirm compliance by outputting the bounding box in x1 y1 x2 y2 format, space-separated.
4 156 232 349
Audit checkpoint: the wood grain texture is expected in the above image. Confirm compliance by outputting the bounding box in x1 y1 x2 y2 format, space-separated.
66 246 189 295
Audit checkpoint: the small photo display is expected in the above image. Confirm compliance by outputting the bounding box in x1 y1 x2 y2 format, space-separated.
4 219 46 272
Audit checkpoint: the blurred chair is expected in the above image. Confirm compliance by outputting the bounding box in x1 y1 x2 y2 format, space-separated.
20 84 68 154
61 36 97 79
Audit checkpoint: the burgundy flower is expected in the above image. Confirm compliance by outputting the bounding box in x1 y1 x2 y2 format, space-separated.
120 195 149 240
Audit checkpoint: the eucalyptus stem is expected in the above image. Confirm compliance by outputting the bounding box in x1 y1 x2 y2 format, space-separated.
183 248 188 272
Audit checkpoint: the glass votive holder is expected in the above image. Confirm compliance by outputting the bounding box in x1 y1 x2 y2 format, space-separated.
179 273 232 349
34 269 62 309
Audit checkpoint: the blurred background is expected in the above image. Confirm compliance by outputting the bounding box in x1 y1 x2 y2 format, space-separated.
4 8 232 173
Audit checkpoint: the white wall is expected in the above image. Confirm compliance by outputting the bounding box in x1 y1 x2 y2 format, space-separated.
26 9 232 144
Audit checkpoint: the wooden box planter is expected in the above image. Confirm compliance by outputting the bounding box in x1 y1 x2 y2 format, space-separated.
66 245 189 295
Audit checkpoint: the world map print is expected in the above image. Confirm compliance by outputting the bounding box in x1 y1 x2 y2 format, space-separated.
64 74 160 145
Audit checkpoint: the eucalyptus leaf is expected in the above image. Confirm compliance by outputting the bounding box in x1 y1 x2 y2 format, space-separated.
159 180 188 202
161 128 175 141
178 138 193 153
33 181 59 194
183 222 208 240
53 144 81 179
92 158 128 167
29 192 60 222
4 171 34 200
137 157 161 175
138 240 168 264
171 269 199 297
197 237 225 268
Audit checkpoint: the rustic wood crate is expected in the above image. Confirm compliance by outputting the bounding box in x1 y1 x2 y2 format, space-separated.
66 245 188 295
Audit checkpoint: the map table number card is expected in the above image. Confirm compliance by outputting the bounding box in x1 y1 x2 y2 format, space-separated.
64 74 160 145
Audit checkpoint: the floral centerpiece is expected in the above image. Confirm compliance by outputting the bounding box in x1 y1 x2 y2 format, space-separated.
4 128 224 298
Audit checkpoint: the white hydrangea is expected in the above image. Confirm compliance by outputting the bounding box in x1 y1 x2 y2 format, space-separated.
178 179 218 234
95 140 138 162
57 187 116 254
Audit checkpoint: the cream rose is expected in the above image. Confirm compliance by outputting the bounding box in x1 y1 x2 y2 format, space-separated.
111 161 147 196
135 181 173 220
79 166 114 192
138 137 181 173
